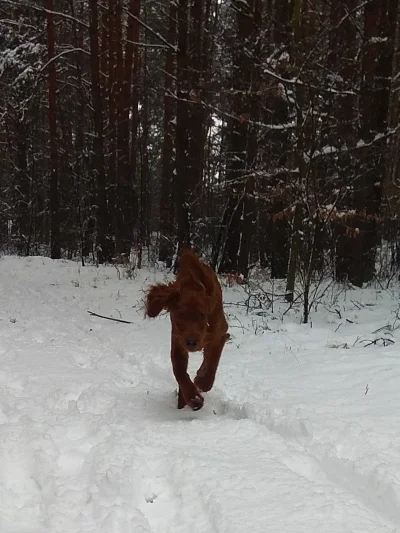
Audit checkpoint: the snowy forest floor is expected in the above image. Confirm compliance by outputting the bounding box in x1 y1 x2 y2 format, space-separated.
0 256 400 533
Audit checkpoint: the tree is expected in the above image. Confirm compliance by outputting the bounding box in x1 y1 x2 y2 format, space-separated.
350 0 398 285
89 0 109 263
1 0 400 289
159 1 178 266
219 0 261 277
175 0 191 252
45 0 61 259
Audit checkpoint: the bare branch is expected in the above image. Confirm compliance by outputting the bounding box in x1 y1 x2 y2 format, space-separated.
40 47 89 73
87 311 133 324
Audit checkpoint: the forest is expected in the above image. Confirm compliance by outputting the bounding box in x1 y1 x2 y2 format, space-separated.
2 6 400 524
1 0 400 292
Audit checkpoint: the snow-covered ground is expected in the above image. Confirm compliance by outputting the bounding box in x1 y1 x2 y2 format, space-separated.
0 255 400 533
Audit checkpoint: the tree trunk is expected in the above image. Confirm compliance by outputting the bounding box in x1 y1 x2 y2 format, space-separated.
45 0 61 259
117 0 140 256
186 0 207 239
175 0 191 252
219 0 257 276
114 0 135 255
89 0 109 263
70 0 91 259
107 0 118 253
353 0 398 285
14 122 31 255
238 0 262 276
330 1 364 284
261 0 292 278
139 42 150 253
285 0 305 300
159 1 177 267
285 203 303 302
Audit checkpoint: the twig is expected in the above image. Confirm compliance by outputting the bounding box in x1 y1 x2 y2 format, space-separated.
88 311 133 324
324 305 341 317
112 263 121 280
282 292 303 316
372 324 391 334
362 337 394 347
350 299 362 310
353 335 361 347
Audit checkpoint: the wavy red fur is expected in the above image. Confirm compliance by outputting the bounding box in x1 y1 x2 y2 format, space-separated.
145 249 229 410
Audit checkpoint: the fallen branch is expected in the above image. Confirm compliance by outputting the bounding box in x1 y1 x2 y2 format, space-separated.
361 337 394 347
371 324 391 334
88 311 133 324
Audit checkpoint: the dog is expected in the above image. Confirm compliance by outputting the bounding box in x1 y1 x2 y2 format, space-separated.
145 249 228 410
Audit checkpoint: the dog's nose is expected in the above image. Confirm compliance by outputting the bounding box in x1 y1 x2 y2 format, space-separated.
185 338 197 348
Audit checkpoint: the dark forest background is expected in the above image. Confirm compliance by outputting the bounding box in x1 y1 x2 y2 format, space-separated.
1 0 400 295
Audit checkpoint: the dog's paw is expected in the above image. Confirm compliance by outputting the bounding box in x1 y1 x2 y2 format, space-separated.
178 384 204 411
188 392 204 411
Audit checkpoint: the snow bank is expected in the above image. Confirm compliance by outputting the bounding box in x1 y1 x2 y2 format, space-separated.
0 255 399 532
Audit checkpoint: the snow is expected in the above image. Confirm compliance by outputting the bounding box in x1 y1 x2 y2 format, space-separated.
0 42 43 78
1 255 400 533
370 37 388 44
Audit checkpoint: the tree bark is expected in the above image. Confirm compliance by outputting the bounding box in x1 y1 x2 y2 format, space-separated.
328 1 360 284
118 0 141 255
238 0 261 276
14 122 31 255
353 0 398 285
186 0 207 235
175 0 191 253
284 0 305 300
45 0 61 259
219 0 258 277
261 0 292 278
139 42 150 254
89 0 109 263
114 0 135 255
159 1 178 266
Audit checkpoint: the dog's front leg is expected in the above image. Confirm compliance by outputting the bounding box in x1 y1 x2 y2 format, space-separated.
171 339 204 410
194 332 228 393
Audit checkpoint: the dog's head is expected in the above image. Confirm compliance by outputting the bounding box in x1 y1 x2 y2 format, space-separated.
145 280 211 352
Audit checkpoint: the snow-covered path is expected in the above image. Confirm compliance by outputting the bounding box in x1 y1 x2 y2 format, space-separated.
1 256 400 533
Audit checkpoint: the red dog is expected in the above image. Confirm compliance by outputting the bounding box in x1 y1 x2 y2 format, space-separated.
145 249 228 410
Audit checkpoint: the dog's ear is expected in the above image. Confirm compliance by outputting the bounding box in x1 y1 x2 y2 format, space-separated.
145 283 179 318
